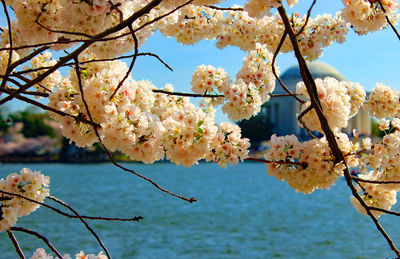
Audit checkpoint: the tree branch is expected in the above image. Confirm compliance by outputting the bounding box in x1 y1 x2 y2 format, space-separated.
109 26 138 100
0 0 14 90
73 57 197 203
6 230 25 259
295 0 317 36
271 30 305 104
0 0 163 106
10 227 63 259
47 196 143 222
377 0 400 41
278 5 400 257
246 157 307 167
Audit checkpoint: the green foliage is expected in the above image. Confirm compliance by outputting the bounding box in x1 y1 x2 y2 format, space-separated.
371 118 384 138
8 108 56 138
237 109 275 149
0 113 10 133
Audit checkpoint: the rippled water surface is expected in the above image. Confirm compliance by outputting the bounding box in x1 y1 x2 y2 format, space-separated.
1 162 400 258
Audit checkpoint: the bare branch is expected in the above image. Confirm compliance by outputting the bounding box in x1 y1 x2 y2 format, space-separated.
73 57 197 203
0 189 142 223
35 11 93 39
133 0 194 33
109 26 138 100
0 0 163 106
47 196 143 222
0 91 101 128
295 0 317 36
46 192 111 258
377 0 400 41
0 0 14 90
297 105 317 139
205 5 244 11
352 176 400 185
11 227 63 258
271 30 305 104
246 157 308 167
6 230 25 259
9 46 50 72
153 89 223 98
1 86 49 97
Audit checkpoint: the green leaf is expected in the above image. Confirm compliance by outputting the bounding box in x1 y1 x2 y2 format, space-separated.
81 70 90 78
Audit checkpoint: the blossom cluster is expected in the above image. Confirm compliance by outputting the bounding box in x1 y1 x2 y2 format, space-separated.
30 248 106 259
159 4 226 45
2 0 396 68
26 52 63 94
341 0 399 34
296 77 366 133
364 83 400 119
159 4 349 61
204 122 251 167
351 123 400 217
2 0 169 57
191 65 231 96
243 0 298 18
264 133 356 194
47 54 249 167
160 0 223 9
191 43 277 121
351 182 397 217
0 45 19 76
0 168 49 231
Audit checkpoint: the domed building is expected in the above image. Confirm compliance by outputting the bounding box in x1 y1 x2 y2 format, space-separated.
259 61 371 140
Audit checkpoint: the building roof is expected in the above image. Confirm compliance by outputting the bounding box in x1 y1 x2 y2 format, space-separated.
275 61 345 94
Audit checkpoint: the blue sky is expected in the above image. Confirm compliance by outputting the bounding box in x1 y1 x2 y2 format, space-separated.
132 0 400 91
2 0 400 122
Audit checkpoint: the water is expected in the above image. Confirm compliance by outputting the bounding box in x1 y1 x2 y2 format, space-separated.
1 162 400 258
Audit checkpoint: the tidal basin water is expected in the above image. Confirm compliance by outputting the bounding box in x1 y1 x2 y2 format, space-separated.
1 162 400 258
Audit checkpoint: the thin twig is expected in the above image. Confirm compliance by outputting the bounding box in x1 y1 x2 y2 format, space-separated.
10 52 173 78
271 30 305 104
270 93 302 98
35 12 93 38
46 194 111 259
47 196 143 222
369 206 400 217
205 5 244 11
11 227 63 259
377 0 400 41
352 176 400 185
295 0 316 36
153 89 223 98
133 0 194 33
0 92 100 128
245 157 307 167
138 52 173 71
1 86 49 97
0 189 142 222
73 57 196 203
6 230 25 259
9 46 50 73
0 0 14 90
297 105 316 139
109 26 138 100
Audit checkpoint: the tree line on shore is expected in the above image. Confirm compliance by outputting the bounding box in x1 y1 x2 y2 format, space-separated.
0 106 107 162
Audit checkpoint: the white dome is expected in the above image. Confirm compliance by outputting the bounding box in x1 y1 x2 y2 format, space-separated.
275 61 345 94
